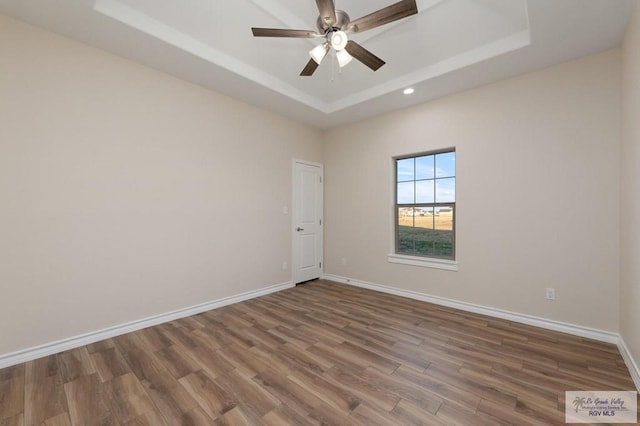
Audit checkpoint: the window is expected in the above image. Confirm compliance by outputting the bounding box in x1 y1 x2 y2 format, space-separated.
394 149 456 261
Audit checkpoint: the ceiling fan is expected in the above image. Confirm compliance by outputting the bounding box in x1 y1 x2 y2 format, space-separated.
251 0 418 76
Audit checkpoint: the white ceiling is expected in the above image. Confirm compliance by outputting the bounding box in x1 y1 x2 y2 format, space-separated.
0 0 634 129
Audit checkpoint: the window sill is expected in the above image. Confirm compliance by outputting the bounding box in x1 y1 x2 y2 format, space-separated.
387 254 458 271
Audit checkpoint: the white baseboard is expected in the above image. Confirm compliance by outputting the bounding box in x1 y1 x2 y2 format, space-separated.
618 337 640 393
322 273 619 343
0 281 294 369
323 273 640 392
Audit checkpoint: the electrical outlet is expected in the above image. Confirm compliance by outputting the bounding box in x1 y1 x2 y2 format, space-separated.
282 261 288 270
545 288 556 300
341 257 347 266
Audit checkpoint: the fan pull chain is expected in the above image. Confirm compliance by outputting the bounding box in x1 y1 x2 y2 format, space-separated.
331 51 335 82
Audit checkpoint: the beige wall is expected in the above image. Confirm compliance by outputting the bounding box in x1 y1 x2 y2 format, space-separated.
0 15 323 356
621 1 640 372
324 49 622 332
0 10 631 360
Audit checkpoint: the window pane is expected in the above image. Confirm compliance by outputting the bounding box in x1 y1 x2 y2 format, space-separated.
433 227 454 258
434 206 453 231
435 178 455 202
397 182 414 203
433 205 454 257
398 225 419 255
398 207 414 228
435 152 455 178
415 179 434 203
397 158 414 182
414 207 434 229
398 225 455 258
415 155 434 180
398 208 426 256
397 208 454 258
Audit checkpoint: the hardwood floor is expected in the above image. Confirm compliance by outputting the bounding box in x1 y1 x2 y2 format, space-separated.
1 279 637 425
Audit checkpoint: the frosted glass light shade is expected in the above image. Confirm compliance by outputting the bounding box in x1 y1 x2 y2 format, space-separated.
309 43 329 64
336 49 353 67
330 30 348 51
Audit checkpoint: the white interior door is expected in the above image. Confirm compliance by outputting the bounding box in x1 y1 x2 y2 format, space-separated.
292 160 323 284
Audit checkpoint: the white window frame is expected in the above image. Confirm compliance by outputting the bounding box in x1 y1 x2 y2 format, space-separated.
388 149 458 271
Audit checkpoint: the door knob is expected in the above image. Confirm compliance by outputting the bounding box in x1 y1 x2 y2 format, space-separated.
296 227 305 231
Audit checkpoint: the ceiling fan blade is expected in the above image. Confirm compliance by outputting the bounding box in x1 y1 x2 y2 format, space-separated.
345 41 385 71
315 0 337 27
348 0 418 33
300 58 320 76
251 28 320 38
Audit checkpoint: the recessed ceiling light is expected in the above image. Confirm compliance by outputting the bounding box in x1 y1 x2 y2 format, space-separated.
403 88 415 95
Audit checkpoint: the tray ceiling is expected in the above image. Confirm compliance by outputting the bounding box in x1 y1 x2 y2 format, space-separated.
0 0 634 128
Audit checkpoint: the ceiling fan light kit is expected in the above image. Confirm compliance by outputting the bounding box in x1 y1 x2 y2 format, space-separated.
330 30 348 51
251 0 418 77
309 42 330 64
336 49 353 68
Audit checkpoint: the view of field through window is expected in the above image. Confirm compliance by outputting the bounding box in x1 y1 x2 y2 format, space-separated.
396 151 455 259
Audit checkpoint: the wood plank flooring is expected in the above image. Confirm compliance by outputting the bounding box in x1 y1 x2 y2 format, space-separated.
1 279 638 425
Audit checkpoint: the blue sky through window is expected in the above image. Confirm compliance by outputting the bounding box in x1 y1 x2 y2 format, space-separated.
397 158 414 182
416 155 434 180
397 151 455 204
436 152 455 178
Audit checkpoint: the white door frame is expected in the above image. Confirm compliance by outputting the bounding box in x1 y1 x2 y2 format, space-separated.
292 159 324 284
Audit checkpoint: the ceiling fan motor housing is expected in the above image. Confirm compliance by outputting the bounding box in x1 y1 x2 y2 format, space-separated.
317 10 350 34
